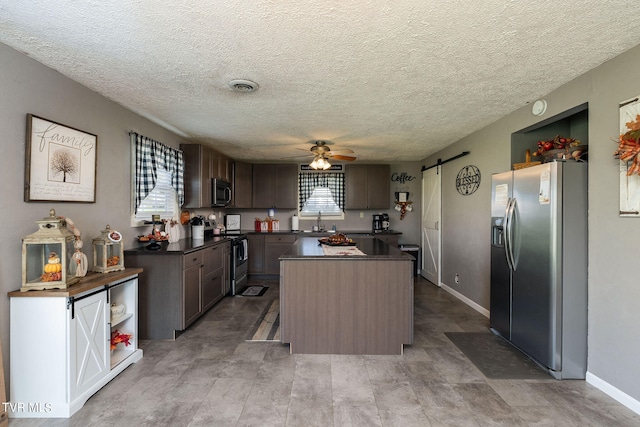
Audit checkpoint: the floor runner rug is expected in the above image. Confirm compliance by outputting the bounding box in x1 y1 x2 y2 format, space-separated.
241 286 268 297
445 332 551 379
246 299 280 342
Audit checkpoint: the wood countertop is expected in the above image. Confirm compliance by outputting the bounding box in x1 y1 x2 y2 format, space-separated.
8 268 143 297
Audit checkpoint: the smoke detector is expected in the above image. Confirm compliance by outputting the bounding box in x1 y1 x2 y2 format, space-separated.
228 79 259 93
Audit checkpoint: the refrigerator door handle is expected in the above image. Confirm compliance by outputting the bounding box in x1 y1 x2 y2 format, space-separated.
503 198 512 270
505 197 517 271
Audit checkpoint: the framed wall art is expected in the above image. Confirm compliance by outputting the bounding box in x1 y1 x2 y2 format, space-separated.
618 97 640 217
24 114 97 203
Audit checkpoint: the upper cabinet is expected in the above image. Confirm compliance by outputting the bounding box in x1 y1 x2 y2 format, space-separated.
345 164 390 209
252 164 298 209
232 161 253 208
181 143 233 208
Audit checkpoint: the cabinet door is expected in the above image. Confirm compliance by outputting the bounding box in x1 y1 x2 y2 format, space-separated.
376 234 398 247
345 164 368 209
252 164 275 208
223 246 231 295
275 164 298 209
367 164 390 209
202 244 224 277
233 161 253 208
264 235 297 274
202 272 224 311
210 149 220 180
183 263 202 327
69 290 109 400
181 144 212 208
247 234 265 274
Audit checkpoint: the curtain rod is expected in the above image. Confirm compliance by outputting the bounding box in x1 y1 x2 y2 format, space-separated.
421 151 470 171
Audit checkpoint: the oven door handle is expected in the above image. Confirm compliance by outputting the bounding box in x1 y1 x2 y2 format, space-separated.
241 239 248 262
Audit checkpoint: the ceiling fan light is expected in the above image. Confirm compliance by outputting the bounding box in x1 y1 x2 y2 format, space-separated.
309 155 331 170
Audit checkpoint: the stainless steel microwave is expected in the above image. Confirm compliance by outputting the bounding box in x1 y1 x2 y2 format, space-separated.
211 178 232 206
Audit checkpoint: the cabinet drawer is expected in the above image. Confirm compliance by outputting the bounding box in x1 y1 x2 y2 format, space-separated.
265 234 296 244
203 244 225 276
183 251 203 270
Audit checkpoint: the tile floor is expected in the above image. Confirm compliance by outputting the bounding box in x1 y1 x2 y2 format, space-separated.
10 277 640 426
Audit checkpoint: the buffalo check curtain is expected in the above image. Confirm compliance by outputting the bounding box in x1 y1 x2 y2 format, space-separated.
131 132 184 214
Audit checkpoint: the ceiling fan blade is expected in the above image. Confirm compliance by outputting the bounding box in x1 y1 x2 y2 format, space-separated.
328 148 354 154
330 154 357 161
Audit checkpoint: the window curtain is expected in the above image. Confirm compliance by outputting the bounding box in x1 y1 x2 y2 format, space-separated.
298 172 345 211
131 132 184 213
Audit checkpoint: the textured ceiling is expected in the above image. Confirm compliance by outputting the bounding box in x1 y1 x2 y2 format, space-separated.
2 1 640 162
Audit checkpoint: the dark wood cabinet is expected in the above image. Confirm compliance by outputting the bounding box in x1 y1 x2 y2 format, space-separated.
264 234 297 274
202 243 227 311
248 233 297 275
252 164 297 209
375 234 398 247
181 143 233 208
126 241 229 340
247 234 265 274
345 164 390 209
183 261 202 327
233 161 253 208
181 144 212 208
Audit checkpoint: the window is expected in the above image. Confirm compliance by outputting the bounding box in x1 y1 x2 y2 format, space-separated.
131 132 184 225
134 168 179 222
298 172 344 218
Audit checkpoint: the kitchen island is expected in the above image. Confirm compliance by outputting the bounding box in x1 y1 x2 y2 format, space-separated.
279 236 413 355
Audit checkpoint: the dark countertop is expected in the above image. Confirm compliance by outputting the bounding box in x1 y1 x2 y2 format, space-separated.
280 236 411 260
245 229 402 236
124 236 230 255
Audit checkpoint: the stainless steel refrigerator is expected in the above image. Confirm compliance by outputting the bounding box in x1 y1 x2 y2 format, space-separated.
490 161 588 379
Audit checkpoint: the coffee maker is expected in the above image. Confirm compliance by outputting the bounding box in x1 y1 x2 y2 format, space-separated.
381 213 390 231
373 214 389 233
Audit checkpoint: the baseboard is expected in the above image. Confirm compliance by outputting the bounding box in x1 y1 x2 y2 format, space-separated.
586 372 640 415
440 282 490 318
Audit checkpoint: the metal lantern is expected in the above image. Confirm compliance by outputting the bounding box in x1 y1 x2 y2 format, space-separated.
21 209 79 292
92 225 124 273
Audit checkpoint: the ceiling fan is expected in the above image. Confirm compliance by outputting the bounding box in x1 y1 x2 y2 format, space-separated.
297 140 357 170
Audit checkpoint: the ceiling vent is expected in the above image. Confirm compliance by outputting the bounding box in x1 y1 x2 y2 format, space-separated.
228 79 259 93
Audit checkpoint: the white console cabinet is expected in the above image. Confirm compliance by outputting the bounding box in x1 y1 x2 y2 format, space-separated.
8 269 143 418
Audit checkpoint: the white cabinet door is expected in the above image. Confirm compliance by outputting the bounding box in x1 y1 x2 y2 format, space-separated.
69 290 109 400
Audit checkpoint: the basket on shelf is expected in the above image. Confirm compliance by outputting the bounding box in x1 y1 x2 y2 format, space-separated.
513 149 542 170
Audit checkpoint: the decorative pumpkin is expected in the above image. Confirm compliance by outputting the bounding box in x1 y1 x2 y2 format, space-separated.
43 252 62 276
44 263 62 273
48 252 61 264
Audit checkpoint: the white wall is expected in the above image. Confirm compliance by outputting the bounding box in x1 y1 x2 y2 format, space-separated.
424 44 640 407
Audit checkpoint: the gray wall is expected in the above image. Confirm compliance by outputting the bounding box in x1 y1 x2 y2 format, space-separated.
0 43 189 388
3 36 640 410
425 44 640 405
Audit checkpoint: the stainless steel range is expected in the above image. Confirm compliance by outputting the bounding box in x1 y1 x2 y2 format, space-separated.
223 214 248 295
203 217 248 296
227 232 248 295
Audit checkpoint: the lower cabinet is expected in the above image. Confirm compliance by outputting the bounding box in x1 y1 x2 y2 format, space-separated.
183 251 203 328
127 240 230 340
8 270 143 418
375 234 399 247
265 234 297 274
248 233 297 275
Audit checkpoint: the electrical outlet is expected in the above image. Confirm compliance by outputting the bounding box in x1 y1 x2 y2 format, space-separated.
455 273 460 284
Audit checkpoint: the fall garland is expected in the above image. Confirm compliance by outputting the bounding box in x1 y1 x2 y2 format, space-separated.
615 114 640 175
